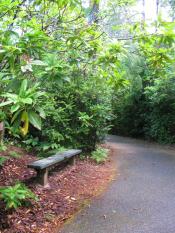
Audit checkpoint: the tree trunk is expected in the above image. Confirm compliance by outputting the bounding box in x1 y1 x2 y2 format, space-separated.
88 0 100 24
155 0 160 32
0 121 4 143
141 0 145 29
142 0 145 22
156 0 160 18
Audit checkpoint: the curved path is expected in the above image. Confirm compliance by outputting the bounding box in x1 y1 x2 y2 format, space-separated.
59 135 175 233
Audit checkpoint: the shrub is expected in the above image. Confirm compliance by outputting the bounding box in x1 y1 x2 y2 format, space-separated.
91 147 109 163
0 0 125 153
31 76 112 153
0 183 38 209
8 151 22 159
0 143 7 152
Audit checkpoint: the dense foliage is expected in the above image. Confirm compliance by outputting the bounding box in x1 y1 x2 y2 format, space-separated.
112 21 175 143
0 0 123 153
1 0 175 153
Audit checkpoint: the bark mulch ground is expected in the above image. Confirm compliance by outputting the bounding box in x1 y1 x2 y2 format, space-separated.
0 145 116 233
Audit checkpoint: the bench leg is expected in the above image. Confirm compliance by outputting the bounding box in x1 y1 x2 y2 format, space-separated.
37 168 49 187
69 157 76 166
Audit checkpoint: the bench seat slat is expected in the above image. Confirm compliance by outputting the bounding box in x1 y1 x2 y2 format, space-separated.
28 149 82 170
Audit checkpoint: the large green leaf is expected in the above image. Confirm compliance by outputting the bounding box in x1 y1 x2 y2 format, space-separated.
0 100 13 107
11 104 20 113
19 79 28 96
2 93 18 100
21 98 33 104
31 60 47 66
35 106 46 119
11 110 22 123
28 110 41 130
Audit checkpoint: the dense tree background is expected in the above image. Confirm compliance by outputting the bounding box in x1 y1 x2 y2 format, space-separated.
108 0 175 143
1 0 175 155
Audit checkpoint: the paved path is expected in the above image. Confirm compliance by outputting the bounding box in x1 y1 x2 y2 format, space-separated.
59 135 175 233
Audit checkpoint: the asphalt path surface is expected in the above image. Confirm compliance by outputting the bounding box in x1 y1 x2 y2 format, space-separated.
59 135 175 233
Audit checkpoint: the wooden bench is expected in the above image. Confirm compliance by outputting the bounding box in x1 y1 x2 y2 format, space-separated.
28 149 82 187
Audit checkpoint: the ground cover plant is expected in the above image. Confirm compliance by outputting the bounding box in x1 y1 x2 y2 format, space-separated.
0 182 37 209
91 147 109 163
